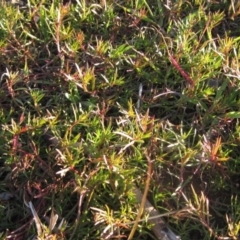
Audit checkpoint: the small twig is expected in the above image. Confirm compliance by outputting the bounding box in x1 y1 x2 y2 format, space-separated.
132 187 181 240
127 152 153 240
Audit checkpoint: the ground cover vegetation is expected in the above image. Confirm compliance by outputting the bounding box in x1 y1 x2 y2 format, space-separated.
1 0 240 239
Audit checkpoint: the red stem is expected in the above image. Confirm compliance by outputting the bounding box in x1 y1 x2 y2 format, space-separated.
169 54 195 86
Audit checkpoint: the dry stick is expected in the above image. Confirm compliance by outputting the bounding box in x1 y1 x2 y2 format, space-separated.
127 153 152 240
122 136 180 238
154 27 195 87
132 188 181 240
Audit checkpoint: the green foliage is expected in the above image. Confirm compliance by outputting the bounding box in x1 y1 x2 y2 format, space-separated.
1 0 240 239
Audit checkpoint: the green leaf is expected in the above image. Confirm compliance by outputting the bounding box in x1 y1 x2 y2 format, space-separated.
225 112 240 119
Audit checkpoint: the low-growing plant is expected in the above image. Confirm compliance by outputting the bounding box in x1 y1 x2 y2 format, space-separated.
1 0 240 239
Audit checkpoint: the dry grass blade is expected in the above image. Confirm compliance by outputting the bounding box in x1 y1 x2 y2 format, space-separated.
29 201 43 237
